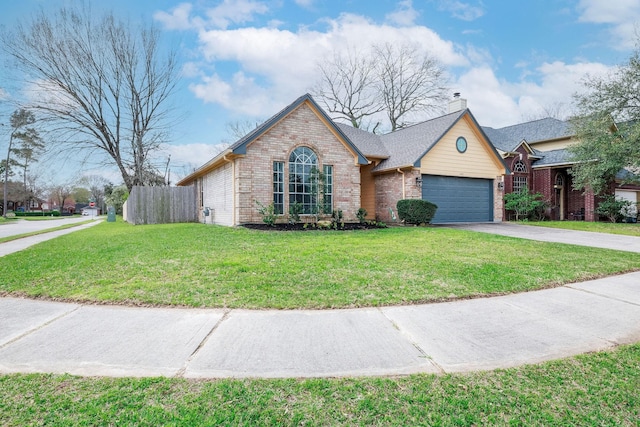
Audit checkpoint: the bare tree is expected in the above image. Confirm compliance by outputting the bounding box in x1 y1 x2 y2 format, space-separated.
224 120 263 142
375 43 448 131
48 182 74 213
313 48 383 131
1 4 179 192
313 43 449 133
78 174 110 212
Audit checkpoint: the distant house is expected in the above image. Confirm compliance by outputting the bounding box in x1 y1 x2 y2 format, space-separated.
485 118 640 221
177 93 509 225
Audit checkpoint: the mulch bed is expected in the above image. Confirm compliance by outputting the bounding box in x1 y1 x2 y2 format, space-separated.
242 222 386 231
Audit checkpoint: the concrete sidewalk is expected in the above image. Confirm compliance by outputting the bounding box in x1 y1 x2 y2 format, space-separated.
444 222 640 253
0 220 103 257
1 271 638 378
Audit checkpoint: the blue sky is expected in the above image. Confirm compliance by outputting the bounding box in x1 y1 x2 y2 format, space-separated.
1 0 639 184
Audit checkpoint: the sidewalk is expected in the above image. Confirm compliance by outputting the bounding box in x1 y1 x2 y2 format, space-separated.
0 219 103 257
1 271 639 378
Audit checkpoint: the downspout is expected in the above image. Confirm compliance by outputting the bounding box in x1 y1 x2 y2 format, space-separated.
223 155 236 225
397 168 405 199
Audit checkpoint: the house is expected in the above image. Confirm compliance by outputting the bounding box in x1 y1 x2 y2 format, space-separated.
177 93 509 225
484 118 640 221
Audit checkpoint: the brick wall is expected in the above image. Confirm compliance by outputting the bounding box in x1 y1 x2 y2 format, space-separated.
235 102 361 224
373 169 423 222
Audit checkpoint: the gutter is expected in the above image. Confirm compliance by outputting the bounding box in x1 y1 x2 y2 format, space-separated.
397 168 405 199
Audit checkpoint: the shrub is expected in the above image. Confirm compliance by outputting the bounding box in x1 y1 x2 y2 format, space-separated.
595 195 634 223
288 201 302 224
331 209 344 229
356 208 367 223
396 199 438 225
52 210 61 217
255 200 276 226
504 188 548 221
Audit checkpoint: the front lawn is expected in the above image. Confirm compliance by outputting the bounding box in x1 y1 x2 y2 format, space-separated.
1 221 638 309
1 343 638 426
524 220 640 237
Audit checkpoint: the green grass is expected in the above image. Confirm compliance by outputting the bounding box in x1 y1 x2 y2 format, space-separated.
1 221 638 309
0 220 95 244
1 343 638 426
524 220 640 237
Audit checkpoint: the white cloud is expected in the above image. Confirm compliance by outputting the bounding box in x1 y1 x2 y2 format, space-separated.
437 0 485 21
457 61 613 127
386 0 420 27
205 0 270 29
153 3 196 31
577 0 640 49
190 13 467 116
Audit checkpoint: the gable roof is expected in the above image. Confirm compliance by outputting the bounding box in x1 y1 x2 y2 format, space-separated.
342 109 506 173
530 148 575 168
177 94 368 185
227 93 368 164
483 117 573 152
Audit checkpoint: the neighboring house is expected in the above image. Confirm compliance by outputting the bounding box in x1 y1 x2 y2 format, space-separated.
177 93 509 225
484 118 640 221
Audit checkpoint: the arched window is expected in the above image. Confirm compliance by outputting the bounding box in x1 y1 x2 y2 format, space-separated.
289 146 318 214
513 160 527 173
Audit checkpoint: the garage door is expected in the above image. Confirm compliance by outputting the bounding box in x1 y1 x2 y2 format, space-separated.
422 175 493 223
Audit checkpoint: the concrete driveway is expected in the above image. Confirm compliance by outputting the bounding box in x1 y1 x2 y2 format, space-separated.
444 222 640 253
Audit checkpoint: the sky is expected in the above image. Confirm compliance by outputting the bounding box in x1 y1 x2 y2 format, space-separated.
1 0 639 185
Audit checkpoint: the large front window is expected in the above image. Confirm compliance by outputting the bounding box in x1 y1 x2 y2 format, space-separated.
289 146 318 214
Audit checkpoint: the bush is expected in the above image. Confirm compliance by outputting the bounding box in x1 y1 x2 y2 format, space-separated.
256 200 277 226
595 195 634 223
504 188 548 221
356 208 367 223
14 211 49 217
397 199 438 225
52 210 61 217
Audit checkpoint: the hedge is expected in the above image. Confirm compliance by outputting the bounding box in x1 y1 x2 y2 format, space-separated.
396 199 438 225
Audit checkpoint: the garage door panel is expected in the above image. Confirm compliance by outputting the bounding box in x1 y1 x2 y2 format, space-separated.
422 175 493 223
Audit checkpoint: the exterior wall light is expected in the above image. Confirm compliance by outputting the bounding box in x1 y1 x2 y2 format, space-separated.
497 181 504 191
415 177 423 188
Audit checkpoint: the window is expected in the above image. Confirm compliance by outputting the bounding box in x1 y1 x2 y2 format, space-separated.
323 165 333 212
289 146 318 214
198 178 203 207
513 176 528 193
273 161 284 214
513 160 527 173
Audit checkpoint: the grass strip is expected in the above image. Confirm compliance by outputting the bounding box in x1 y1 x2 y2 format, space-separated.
1 221 638 309
0 220 95 244
0 343 638 426
522 220 640 237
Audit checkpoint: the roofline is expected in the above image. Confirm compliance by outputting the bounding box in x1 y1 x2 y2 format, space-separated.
177 94 369 186
230 93 368 165
531 161 577 169
176 149 233 186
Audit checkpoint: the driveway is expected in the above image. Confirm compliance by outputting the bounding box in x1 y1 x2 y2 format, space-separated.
444 222 640 253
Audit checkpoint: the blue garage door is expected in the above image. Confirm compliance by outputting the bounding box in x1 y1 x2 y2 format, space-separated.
422 175 493 223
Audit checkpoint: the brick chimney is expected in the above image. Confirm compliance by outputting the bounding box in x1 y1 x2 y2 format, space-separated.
448 92 467 113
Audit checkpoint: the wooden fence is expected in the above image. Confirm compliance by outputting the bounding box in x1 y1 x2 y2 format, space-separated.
124 186 198 225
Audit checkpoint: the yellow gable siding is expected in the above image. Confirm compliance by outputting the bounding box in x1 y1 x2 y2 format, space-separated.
529 137 573 152
420 116 504 179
